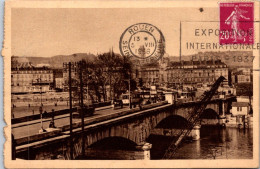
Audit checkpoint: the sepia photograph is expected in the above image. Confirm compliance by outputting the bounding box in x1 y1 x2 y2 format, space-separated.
3 0 259 168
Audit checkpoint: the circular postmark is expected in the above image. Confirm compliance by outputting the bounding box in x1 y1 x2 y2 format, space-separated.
119 23 165 65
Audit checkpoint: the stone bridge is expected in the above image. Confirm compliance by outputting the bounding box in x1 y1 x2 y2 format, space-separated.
15 97 234 160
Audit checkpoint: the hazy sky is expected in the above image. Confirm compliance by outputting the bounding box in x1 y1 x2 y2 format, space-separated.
12 7 222 57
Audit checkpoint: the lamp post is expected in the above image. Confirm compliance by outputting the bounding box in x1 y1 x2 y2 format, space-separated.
40 78 42 106
68 62 73 159
38 77 46 133
39 105 46 133
79 61 85 157
123 78 131 109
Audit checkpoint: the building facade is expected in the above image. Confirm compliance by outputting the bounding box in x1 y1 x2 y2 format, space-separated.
231 102 250 116
11 64 54 94
166 60 228 87
138 57 168 87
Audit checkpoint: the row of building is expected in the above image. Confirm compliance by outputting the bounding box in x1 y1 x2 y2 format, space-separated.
137 58 251 88
11 58 62 93
11 56 252 94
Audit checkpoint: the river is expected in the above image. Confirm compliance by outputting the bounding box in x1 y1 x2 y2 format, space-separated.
147 126 253 159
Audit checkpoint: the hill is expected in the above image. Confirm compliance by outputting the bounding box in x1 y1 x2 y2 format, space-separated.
13 53 96 68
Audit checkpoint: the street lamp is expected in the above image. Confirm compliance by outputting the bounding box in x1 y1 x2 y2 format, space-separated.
124 78 131 109
39 105 46 133
38 77 46 133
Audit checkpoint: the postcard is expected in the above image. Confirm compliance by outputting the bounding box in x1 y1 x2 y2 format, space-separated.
3 0 259 168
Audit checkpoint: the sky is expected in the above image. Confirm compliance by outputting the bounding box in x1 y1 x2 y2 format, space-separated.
11 7 247 57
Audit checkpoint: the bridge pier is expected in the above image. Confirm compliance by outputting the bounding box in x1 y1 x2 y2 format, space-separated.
191 125 200 140
218 100 225 116
141 142 152 160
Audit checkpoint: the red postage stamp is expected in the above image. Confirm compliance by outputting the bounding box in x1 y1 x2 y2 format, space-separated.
220 2 254 44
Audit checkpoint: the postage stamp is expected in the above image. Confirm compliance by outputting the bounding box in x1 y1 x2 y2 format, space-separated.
119 23 165 65
220 2 254 44
2 0 260 168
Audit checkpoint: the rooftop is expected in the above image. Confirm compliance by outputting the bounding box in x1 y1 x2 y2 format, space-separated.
168 60 226 67
232 102 249 107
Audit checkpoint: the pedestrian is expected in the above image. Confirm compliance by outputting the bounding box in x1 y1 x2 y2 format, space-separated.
49 110 56 128
43 111 48 118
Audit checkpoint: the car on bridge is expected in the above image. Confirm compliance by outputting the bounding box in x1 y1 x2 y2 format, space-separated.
111 99 123 110
73 105 95 118
121 93 141 105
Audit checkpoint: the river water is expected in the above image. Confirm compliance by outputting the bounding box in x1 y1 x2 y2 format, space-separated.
147 126 253 159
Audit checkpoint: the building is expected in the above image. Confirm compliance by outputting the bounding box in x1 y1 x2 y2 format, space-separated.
140 66 160 87
11 62 54 94
138 57 169 87
166 60 228 87
231 102 250 116
232 67 252 84
237 68 251 75
53 69 64 90
237 74 251 83
138 59 228 88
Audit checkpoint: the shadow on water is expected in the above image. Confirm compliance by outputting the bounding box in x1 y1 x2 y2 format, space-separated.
147 126 253 160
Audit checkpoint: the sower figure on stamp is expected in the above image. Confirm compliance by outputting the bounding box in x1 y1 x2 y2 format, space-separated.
225 5 250 42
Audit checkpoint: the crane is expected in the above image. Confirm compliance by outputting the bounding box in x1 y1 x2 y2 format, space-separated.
162 76 225 159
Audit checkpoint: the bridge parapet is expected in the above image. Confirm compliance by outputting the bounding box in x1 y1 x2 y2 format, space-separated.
15 97 235 160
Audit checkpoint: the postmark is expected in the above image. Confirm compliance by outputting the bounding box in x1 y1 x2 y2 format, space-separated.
219 2 254 44
119 23 165 64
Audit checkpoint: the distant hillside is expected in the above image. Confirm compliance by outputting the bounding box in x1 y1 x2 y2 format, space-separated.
13 53 96 68
168 51 253 68
13 51 253 69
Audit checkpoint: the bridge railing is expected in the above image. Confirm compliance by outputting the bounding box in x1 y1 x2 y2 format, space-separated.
14 101 169 147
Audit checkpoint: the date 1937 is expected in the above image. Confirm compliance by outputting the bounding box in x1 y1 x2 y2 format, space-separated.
192 55 255 63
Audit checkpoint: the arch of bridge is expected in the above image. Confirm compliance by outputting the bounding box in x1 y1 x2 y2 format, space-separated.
72 101 222 158
155 115 192 129
201 108 219 119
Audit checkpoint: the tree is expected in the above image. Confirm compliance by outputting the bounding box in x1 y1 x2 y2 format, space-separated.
67 50 134 104
95 50 132 100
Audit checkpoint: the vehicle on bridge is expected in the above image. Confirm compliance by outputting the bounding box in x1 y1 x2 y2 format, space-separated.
121 93 142 107
73 105 95 118
111 99 123 110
